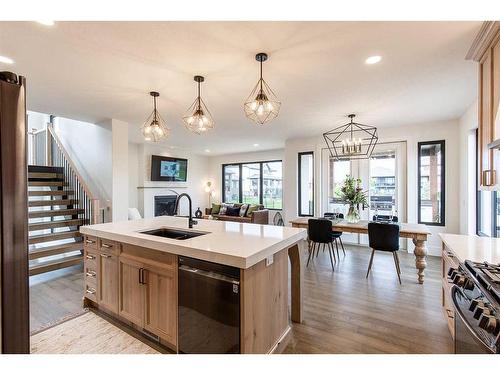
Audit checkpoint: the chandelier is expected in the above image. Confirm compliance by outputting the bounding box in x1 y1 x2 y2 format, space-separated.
182 75 215 134
244 52 281 125
323 114 378 160
142 91 169 142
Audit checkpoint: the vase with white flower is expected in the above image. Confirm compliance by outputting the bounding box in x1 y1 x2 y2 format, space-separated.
336 175 368 224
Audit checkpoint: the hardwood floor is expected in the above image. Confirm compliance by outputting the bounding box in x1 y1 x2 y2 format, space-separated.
284 244 453 354
29 264 85 334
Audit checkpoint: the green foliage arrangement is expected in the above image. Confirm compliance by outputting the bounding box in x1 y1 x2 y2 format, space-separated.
336 175 368 208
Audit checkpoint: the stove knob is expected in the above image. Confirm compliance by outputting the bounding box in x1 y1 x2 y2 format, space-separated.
469 299 484 312
474 305 491 320
447 267 458 277
453 274 465 286
463 277 475 290
478 314 500 335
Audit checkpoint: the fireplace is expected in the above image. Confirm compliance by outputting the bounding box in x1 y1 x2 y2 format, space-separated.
154 195 178 217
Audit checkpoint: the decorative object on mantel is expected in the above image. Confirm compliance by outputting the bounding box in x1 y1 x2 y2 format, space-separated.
244 52 281 125
142 91 169 142
336 175 368 224
182 75 215 134
195 207 202 218
323 114 378 161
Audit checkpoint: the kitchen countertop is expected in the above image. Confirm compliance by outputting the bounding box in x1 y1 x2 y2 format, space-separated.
80 216 307 269
439 233 500 264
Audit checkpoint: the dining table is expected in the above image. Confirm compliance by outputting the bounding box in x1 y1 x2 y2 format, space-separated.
289 217 431 285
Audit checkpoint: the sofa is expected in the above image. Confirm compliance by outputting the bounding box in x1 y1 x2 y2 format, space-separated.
205 203 269 224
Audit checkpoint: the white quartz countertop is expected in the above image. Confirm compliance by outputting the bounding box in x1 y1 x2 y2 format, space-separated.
439 233 500 264
80 216 307 269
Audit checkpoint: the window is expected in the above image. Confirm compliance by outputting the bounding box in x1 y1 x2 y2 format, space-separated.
418 140 445 226
370 151 396 217
298 152 314 216
222 160 282 209
223 165 240 203
327 158 350 212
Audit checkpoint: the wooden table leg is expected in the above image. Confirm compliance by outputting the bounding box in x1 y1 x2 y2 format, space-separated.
412 237 428 284
288 243 303 323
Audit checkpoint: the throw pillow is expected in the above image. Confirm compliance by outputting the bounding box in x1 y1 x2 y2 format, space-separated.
239 204 249 217
226 206 240 216
219 203 232 215
211 203 221 215
246 205 259 217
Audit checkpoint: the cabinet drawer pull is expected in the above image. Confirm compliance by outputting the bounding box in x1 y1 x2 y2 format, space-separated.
86 271 96 277
483 169 497 186
85 255 95 260
446 309 454 319
86 288 96 295
85 239 95 244
100 254 112 258
101 243 112 248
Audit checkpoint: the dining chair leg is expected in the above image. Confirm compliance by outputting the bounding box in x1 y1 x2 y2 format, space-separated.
329 241 337 263
307 242 314 267
366 249 375 278
334 238 340 259
339 236 346 256
327 242 335 271
392 252 402 284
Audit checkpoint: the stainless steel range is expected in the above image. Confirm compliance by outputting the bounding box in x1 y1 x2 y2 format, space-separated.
448 260 500 354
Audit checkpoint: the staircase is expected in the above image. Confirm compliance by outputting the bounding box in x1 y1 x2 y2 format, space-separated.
28 123 102 276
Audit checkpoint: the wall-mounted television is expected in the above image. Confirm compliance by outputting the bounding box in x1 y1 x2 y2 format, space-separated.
151 155 188 182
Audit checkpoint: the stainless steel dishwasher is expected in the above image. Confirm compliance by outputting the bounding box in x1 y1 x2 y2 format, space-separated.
178 256 240 353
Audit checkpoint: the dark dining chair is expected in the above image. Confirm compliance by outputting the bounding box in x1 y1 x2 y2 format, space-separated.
372 214 398 223
307 219 336 270
324 212 346 258
366 222 401 284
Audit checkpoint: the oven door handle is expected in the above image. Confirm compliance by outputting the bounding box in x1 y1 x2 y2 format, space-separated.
450 285 495 354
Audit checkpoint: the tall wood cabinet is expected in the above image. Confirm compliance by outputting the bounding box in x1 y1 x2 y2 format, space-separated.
468 22 500 189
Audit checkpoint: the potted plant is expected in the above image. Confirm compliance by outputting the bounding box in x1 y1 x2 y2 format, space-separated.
336 175 368 223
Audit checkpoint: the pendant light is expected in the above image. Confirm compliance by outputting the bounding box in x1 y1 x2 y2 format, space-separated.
142 91 169 142
244 52 281 125
323 114 378 161
182 75 215 134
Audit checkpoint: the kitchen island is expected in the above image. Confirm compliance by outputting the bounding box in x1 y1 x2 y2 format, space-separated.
79 216 307 354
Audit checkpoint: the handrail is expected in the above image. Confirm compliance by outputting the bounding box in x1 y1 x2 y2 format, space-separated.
47 123 102 224
47 124 96 200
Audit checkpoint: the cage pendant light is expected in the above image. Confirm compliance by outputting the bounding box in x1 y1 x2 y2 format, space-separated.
323 114 378 161
244 52 281 125
142 91 169 142
182 75 215 134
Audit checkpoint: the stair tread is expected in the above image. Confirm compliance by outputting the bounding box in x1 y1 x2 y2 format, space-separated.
29 208 84 218
29 241 83 260
29 181 67 187
29 230 81 245
28 190 74 197
29 254 83 276
29 199 78 207
29 219 85 231
28 172 63 179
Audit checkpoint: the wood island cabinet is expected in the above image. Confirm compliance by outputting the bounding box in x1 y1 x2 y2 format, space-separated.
98 239 119 314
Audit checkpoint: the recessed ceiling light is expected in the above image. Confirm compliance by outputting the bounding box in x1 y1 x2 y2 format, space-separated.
253 143 259 147
0 55 14 65
205 149 211 153
36 20 55 26
365 55 382 65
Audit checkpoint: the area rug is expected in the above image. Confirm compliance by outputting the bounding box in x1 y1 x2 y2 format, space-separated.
30 311 160 354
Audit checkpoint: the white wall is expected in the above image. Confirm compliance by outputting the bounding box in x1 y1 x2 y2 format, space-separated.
128 142 139 210
458 101 478 235
131 144 210 219
53 116 112 209
111 119 129 222
283 119 461 256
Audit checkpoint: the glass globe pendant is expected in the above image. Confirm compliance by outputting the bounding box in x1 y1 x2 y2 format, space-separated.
182 75 215 134
244 52 281 125
142 91 169 142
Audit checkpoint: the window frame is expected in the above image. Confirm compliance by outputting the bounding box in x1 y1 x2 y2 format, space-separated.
298 151 315 217
222 159 283 210
417 140 445 226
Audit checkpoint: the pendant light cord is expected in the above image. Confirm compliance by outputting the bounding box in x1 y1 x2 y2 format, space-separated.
198 80 202 111
153 95 157 123
260 59 263 92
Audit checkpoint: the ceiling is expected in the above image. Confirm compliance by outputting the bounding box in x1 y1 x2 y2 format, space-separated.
0 21 480 155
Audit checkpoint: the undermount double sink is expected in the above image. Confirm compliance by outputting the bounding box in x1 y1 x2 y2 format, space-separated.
140 227 209 240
